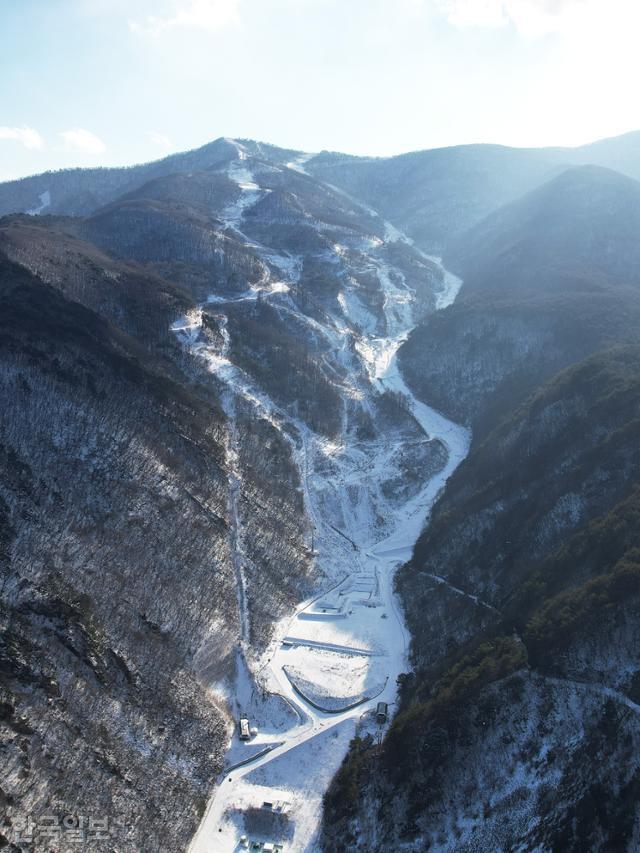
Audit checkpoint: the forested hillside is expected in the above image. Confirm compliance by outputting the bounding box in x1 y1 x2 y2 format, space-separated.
399 165 640 438
322 165 640 851
0 255 234 849
0 138 442 850
3 130 640 852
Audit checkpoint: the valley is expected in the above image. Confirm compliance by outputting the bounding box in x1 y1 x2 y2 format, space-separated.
3 130 640 852
170 152 469 851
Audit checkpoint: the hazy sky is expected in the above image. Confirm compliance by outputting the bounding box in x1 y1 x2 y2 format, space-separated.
1 0 639 180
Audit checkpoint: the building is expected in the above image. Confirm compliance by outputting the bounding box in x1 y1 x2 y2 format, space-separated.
376 702 388 724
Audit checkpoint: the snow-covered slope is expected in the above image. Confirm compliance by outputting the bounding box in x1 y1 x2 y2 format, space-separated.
170 148 469 851
5 132 640 852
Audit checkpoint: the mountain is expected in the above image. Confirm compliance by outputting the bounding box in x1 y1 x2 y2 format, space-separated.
320 153 640 851
445 165 640 295
0 137 299 220
0 254 234 850
0 139 448 850
5 129 640 253
4 130 640 851
306 143 567 250
0 215 191 348
306 132 640 251
399 165 640 438
572 129 640 181
322 346 640 851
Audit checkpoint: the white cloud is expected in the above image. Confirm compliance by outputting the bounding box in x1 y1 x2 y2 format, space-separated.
433 0 589 36
59 127 107 155
0 126 45 150
435 0 504 28
148 131 173 149
130 0 241 36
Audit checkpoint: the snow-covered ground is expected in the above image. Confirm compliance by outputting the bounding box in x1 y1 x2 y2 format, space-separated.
175 153 470 852
27 189 51 216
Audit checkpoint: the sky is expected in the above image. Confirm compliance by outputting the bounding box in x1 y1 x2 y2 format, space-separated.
1 0 640 181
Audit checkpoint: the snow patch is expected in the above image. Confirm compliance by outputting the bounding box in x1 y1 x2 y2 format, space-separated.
27 190 51 216
174 182 471 851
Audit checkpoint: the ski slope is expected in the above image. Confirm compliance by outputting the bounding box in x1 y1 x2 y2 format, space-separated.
173 155 470 852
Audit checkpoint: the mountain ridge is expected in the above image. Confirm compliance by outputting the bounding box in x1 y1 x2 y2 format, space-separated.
5 129 640 249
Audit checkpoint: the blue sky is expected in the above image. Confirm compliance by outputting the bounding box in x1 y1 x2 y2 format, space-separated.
1 0 639 180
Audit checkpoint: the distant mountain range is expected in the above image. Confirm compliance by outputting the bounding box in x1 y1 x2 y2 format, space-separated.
4 129 640 249
401 162 640 436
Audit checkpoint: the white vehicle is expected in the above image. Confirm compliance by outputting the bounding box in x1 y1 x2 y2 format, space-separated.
239 717 251 740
